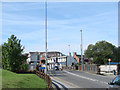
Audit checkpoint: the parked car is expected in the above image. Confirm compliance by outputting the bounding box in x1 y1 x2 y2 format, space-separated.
107 75 120 90
54 66 59 70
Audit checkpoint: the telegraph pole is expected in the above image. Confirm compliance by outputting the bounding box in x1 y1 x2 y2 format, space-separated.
80 30 83 71
45 0 47 74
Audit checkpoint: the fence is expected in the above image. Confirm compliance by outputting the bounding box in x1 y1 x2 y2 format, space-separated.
36 71 52 89
83 64 99 74
62 66 75 70
63 64 100 74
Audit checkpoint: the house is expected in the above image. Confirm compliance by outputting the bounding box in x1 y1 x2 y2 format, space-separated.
26 51 77 70
47 52 77 69
27 52 41 64
73 52 91 64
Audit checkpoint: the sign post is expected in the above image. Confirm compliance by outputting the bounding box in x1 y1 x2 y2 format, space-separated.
108 58 111 74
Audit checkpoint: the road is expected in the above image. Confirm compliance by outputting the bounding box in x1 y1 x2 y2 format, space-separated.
48 70 115 89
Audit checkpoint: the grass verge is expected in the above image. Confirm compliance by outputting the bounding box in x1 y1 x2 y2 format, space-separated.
2 69 47 88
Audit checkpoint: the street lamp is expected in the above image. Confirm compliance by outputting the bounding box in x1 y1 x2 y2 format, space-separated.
68 45 70 56
80 30 83 71
45 0 47 74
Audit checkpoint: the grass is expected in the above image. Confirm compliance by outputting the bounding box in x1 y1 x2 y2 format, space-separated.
0 69 2 89
2 69 47 88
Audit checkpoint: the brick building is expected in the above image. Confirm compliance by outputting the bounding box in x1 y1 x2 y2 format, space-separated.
73 52 91 64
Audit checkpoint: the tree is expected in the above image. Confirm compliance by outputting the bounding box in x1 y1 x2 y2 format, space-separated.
85 41 117 65
2 35 27 72
0 45 2 68
84 44 94 58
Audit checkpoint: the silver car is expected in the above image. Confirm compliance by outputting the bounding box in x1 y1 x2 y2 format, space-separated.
107 75 120 90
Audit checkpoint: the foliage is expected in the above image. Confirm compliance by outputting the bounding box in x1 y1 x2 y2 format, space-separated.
20 64 28 72
0 46 2 68
84 41 119 65
2 69 47 88
84 44 94 58
2 35 27 72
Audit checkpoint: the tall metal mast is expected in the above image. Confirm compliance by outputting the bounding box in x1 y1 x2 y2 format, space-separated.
45 0 47 74
80 30 83 71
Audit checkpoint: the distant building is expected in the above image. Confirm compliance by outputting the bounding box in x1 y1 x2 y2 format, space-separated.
47 52 77 69
26 51 77 70
27 52 41 64
73 52 91 64
27 51 64 64
67 52 77 66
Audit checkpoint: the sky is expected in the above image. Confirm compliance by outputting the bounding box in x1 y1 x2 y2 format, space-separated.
2 2 118 55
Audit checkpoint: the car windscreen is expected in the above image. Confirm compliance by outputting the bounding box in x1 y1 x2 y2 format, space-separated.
112 76 120 86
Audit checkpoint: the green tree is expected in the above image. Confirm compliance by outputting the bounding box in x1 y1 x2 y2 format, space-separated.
114 46 120 63
2 35 27 72
84 44 94 58
0 45 2 68
85 41 117 65
118 46 120 61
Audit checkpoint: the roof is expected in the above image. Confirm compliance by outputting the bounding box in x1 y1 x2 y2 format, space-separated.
76 55 85 58
76 55 81 58
29 51 61 54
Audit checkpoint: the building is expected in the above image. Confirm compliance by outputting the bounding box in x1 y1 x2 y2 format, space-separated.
73 52 91 64
26 51 77 70
27 52 41 64
47 52 77 69
27 51 64 64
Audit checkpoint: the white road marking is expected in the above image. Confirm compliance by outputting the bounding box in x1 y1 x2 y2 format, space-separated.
63 70 108 84
48 71 81 88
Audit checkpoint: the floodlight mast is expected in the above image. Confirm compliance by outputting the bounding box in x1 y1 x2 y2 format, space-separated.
45 0 47 74
80 30 83 71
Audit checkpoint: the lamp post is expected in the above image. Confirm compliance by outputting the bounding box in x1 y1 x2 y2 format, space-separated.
45 0 47 74
80 30 83 71
68 45 70 55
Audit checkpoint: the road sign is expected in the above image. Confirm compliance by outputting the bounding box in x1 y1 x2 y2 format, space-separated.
108 59 111 62
39 67 45 70
108 58 111 75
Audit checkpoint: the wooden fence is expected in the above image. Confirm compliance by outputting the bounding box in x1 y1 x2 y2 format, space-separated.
83 64 99 74
62 66 75 70
63 64 100 74
36 71 52 89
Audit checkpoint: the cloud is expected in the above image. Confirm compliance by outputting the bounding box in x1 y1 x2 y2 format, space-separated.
2 2 118 55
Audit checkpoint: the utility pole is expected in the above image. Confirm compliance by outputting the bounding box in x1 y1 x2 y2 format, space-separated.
68 45 70 55
45 0 47 74
80 30 83 71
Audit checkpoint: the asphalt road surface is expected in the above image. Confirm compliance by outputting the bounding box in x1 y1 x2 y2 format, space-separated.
48 70 115 89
